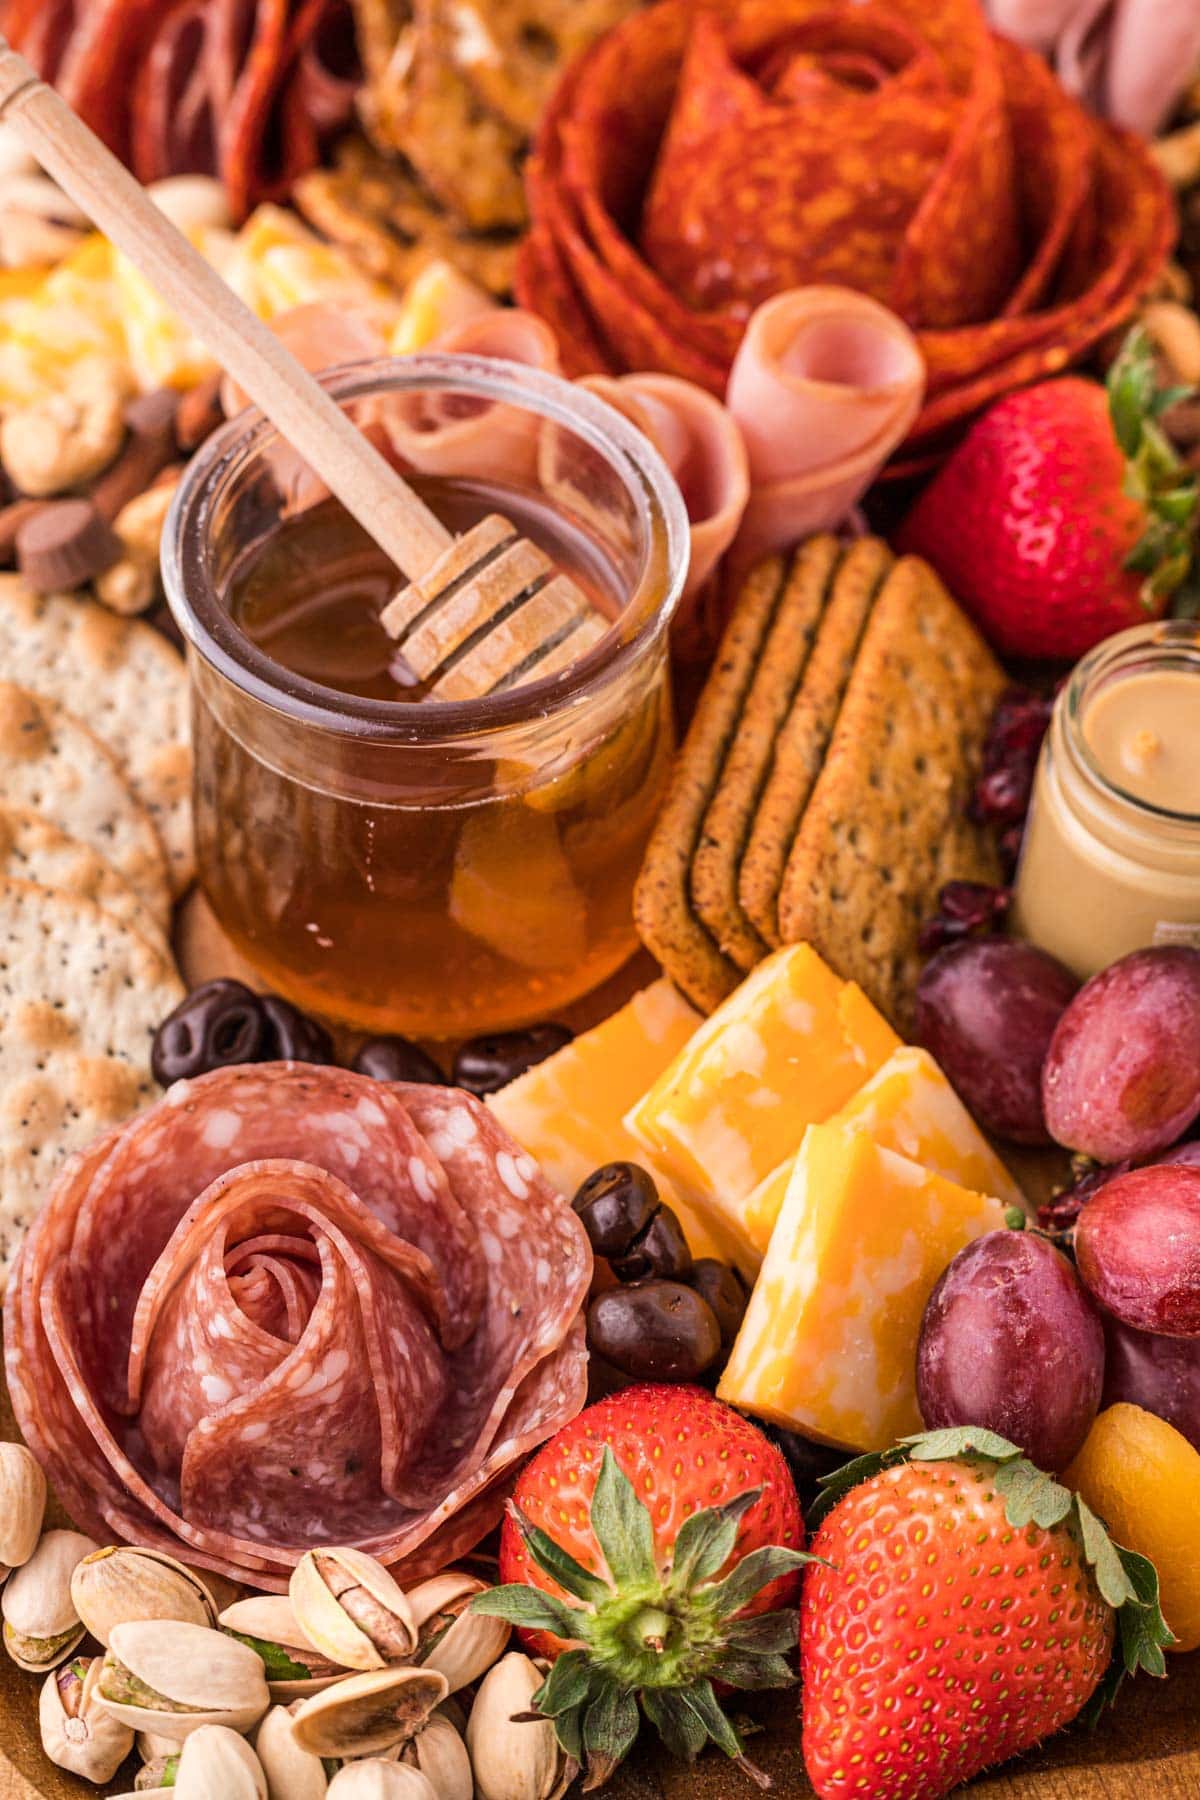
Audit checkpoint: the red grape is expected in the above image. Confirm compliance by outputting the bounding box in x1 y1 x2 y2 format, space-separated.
1103 1314 1200 1451
1074 1164 1200 1336
916 1229 1104 1471
1041 947 1200 1161
913 939 1079 1144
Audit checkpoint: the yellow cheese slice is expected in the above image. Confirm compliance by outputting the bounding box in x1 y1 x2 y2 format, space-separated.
624 944 899 1271
486 979 724 1257
718 1123 1009 1451
743 1046 1026 1253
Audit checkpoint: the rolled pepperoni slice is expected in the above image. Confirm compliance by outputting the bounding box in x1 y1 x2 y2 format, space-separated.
6 1066 591 1588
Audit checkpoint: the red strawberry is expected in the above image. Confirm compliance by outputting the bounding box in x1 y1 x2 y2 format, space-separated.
474 1383 809 1788
800 1427 1172 1800
898 329 1197 660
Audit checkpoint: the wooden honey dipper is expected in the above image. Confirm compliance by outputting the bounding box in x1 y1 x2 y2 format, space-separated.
0 40 603 700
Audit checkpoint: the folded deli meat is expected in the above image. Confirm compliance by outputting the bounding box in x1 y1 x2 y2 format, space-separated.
518 0 1174 459
5 1066 592 1589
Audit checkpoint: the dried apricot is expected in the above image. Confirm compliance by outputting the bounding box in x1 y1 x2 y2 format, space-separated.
1065 1401 1200 1652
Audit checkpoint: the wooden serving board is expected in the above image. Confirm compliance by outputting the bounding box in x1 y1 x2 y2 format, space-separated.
4 900 1199 1797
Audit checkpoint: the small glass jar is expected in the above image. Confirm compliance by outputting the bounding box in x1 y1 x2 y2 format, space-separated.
163 355 689 1037
1012 621 1200 978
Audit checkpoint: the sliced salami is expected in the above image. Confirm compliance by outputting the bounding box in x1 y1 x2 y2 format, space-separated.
6 1065 591 1589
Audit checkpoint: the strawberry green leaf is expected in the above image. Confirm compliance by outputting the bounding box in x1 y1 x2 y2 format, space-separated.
642 1687 709 1764
1075 1496 1139 1609
581 1684 640 1791
1108 329 1157 456
470 1582 584 1640
808 1448 896 1526
722 1608 800 1654
590 1447 657 1590
502 1502 611 1606
1154 484 1199 526
904 1425 1024 1463
1114 1546 1175 1677
702 1543 814 1615
993 1459 1074 1530
668 1489 761 1594
680 1679 747 1759
1151 383 1195 418
707 1650 795 1690
553 1706 584 1764
534 1649 595 1717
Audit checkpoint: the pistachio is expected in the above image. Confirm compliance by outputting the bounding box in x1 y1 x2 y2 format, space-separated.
290 1666 448 1760
174 1723 268 1799
2 1528 97 1672
291 1549 417 1671
137 1728 180 1763
221 1594 347 1699
402 1711 472 1800
466 1654 575 1800
411 1574 509 1693
326 1766 437 1799
97 1618 270 1742
135 1754 180 1789
39 1654 136 1782
0 1442 47 1581
256 1702 330 1799
72 1545 218 1647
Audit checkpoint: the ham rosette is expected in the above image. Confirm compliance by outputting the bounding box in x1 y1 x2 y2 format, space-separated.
5 1066 592 1589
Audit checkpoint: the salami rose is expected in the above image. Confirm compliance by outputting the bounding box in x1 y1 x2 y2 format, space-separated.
6 1066 591 1589
517 0 1173 461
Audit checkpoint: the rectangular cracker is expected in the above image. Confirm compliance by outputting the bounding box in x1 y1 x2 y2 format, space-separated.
739 536 894 947
777 557 1006 1031
634 557 786 1012
690 536 842 972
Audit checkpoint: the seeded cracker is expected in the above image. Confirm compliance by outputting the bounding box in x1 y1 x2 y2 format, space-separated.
0 682 171 931
634 558 786 1012
0 578 192 897
740 536 894 947
778 558 1005 1030
0 879 183 1293
690 536 841 972
0 805 170 957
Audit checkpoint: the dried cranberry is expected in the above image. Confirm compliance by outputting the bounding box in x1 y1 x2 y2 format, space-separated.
939 880 1011 931
1036 1159 1133 1232
971 758 1038 830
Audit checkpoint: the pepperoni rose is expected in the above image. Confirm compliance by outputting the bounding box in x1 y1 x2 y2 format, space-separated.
6 1066 591 1589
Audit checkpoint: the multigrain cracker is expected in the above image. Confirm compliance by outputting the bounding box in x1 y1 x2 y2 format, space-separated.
0 578 192 896
0 806 170 956
690 536 841 972
739 536 894 946
0 879 183 1291
634 557 787 1012
0 683 171 931
778 557 1005 1030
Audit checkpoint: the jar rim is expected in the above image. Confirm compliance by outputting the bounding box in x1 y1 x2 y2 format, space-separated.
161 353 690 744
1061 619 1200 827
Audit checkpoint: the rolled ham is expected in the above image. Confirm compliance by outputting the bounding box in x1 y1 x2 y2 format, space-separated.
726 288 925 561
986 0 1200 138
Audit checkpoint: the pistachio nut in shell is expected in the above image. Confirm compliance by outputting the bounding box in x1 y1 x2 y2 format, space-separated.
221 1593 347 1698
327 1766 437 1799
255 1702 330 1800
175 1723 268 1799
404 1572 482 1631
291 1665 448 1759
137 1727 179 1762
134 1754 180 1789
291 1548 417 1671
39 1654 136 1782
402 1711 472 1800
97 1618 270 1741
0 1442 47 1579
415 1578 509 1693
71 1545 218 1647
2 1528 97 1672
467 1653 575 1800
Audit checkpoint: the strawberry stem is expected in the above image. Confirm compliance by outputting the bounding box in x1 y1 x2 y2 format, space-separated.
1106 325 1198 613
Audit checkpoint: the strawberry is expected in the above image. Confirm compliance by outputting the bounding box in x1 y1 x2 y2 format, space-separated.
473 1383 810 1789
800 1426 1173 1800
897 328 1198 660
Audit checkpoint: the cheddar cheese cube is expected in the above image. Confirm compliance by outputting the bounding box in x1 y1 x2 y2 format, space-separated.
718 1123 1009 1451
742 1046 1025 1253
624 944 899 1271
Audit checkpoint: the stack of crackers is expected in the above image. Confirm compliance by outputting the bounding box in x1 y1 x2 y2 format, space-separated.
296 0 641 295
0 577 188 1288
636 537 1005 1029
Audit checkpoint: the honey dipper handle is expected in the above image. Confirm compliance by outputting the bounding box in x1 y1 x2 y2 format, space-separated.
0 41 453 578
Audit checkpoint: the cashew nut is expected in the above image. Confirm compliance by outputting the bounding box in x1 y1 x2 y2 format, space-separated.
147 178 233 236
94 478 180 616
0 360 132 498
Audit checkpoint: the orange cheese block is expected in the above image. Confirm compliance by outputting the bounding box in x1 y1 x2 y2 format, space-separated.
624 944 899 1273
742 1046 1026 1256
718 1123 1009 1451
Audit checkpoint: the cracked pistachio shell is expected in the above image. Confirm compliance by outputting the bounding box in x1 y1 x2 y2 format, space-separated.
0 1444 46 1578
97 1619 270 1741
71 1545 218 1647
402 1712 473 1800
137 1728 179 1762
327 1765 437 1799
415 1580 509 1693
290 1549 417 1671
134 1754 180 1789
175 1723 268 1799
291 1665 448 1759
255 1702 329 1800
467 1654 574 1800
221 1593 347 1699
403 1572 483 1630
2 1529 96 1672
39 1655 136 1782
